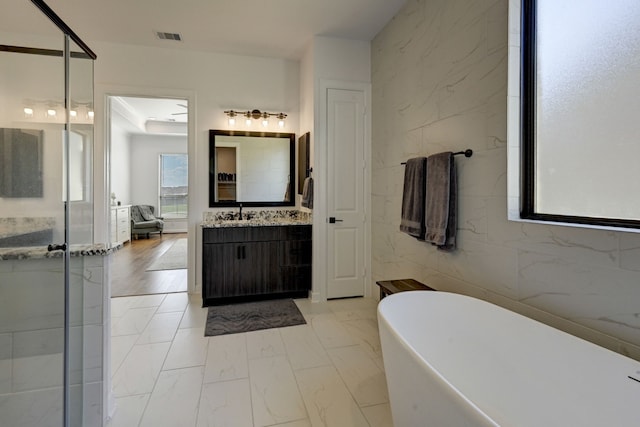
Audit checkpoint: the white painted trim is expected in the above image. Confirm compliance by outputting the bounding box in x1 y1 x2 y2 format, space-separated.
97 84 197 293
314 78 372 302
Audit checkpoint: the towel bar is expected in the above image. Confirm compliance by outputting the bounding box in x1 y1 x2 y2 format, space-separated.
401 149 472 165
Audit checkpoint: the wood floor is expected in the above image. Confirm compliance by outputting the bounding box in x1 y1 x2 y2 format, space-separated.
111 232 188 297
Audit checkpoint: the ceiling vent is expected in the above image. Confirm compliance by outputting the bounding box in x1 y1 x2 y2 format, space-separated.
156 31 182 42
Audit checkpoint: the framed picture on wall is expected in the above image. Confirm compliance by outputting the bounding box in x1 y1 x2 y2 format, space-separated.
297 132 310 195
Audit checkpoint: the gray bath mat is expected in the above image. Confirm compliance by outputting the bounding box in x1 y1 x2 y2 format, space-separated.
205 299 306 336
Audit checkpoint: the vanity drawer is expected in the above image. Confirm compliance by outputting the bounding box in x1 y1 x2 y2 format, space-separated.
203 226 281 243
279 225 311 241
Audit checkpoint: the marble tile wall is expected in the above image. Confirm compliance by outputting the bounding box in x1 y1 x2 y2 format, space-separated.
371 0 640 359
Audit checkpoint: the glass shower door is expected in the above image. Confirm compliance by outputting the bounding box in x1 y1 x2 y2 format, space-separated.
0 2 95 426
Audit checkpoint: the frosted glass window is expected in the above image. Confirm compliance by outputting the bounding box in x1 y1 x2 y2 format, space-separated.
522 0 640 227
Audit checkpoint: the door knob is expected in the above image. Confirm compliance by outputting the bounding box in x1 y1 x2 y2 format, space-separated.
328 217 343 224
47 243 67 252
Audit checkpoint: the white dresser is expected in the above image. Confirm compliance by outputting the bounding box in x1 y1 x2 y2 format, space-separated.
110 205 131 244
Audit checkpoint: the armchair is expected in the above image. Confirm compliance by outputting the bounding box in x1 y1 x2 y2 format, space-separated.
130 205 164 239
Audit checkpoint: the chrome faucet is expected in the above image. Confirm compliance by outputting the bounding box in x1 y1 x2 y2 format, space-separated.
238 203 243 220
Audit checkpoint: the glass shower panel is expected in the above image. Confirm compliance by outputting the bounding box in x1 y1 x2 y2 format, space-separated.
0 43 68 427
0 0 100 424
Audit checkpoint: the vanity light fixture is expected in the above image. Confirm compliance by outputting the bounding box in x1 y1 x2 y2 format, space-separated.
224 109 287 128
227 110 237 126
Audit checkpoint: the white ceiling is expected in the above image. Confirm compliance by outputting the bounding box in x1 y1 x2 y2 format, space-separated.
13 0 406 60
1 0 406 128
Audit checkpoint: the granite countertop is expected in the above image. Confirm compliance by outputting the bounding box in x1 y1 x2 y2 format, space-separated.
201 218 312 228
201 209 312 228
0 242 123 261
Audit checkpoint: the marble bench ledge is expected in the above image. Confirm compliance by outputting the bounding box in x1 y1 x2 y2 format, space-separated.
0 242 123 261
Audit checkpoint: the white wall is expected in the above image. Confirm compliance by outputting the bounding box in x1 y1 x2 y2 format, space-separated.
128 133 186 207
371 0 640 360
91 41 300 292
109 113 131 205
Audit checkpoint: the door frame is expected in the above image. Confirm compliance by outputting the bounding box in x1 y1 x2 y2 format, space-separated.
312 79 371 302
96 85 196 289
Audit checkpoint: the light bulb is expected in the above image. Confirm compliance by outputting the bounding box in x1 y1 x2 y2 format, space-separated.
23 107 33 117
47 109 56 117
278 119 285 128
70 110 77 118
229 117 236 126
87 110 94 119
245 118 252 126
262 118 269 127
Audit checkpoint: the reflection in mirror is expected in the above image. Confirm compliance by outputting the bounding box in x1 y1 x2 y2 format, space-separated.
209 130 295 207
0 128 43 198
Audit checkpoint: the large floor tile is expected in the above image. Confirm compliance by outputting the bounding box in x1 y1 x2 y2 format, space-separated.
327 345 389 407
328 298 379 322
163 327 208 370
361 403 394 427
204 334 248 383
136 312 183 345
342 318 383 357
310 314 357 349
246 328 286 360
280 324 331 371
140 366 204 427
295 365 369 427
110 335 139 375
156 292 189 313
196 378 253 427
249 355 307 427
271 420 312 427
180 303 208 329
106 394 149 427
112 342 170 397
111 307 157 337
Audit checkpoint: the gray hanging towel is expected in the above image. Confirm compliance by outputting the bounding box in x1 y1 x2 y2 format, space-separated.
301 176 313 209
425 152 457 251
400 157 427 239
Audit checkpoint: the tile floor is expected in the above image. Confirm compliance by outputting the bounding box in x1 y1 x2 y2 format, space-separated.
107 293 393 427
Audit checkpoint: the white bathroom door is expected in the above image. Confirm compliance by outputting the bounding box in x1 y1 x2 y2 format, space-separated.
326 88 366 299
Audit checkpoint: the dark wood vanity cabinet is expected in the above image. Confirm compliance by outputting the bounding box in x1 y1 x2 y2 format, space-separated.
202 225 311 306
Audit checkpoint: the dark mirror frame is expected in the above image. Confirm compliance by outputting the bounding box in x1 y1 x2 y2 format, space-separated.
209 129 296 208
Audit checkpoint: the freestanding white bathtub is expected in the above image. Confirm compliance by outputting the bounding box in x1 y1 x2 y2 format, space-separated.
378 291 640 426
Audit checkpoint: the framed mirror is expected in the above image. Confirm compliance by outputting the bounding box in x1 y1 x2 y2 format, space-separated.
297 132 310 195
209 129 295 207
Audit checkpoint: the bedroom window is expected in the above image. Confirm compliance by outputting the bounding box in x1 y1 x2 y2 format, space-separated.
159 153 188 218
519 0 640 229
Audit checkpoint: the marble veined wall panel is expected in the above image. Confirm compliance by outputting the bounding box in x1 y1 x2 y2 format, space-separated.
371 0 640 360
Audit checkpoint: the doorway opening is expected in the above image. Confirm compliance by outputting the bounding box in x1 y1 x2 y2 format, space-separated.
108 95 189 297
